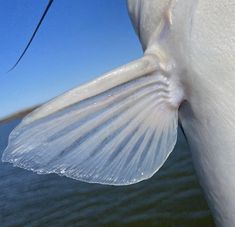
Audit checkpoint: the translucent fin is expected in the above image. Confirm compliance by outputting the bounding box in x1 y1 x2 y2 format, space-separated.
2 55 181 185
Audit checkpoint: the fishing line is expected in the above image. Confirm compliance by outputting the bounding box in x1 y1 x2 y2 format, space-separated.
7 0 54 73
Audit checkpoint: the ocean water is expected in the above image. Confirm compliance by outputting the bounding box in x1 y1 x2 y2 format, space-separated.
0 116 215 226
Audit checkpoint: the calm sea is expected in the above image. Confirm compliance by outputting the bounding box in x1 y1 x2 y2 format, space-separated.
0 116 215 226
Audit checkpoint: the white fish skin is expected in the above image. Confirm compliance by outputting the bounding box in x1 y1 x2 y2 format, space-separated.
128 0 235 226
3 0 185 188
2 0 234 226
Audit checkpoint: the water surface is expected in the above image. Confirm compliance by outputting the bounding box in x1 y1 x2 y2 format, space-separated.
0 116 215 226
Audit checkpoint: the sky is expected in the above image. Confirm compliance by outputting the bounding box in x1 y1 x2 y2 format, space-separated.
0 0 142 119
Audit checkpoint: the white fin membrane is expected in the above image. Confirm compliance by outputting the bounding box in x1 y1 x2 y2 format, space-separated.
2 56 179 185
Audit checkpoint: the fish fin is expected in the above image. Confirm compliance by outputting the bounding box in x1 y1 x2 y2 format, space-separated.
2 55 182 185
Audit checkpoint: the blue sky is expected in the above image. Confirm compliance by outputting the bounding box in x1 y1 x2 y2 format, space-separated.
0 0 142 119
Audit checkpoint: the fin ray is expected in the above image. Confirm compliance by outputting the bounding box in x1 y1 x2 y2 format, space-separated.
2 56 180 185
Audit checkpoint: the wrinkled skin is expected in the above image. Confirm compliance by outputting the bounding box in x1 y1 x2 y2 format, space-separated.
3 1 235 226
128 0 235 226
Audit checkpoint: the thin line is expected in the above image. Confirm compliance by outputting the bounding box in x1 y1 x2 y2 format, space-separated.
7 0 54 72
178 120 189 145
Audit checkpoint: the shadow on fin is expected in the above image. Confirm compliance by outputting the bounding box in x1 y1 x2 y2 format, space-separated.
2 55 179 185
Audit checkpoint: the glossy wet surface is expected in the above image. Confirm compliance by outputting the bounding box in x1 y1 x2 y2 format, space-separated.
0 117 215 226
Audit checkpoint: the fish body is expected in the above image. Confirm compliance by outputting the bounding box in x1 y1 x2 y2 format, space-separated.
2 0 235 226
129 0 235 226
179 1 235 226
